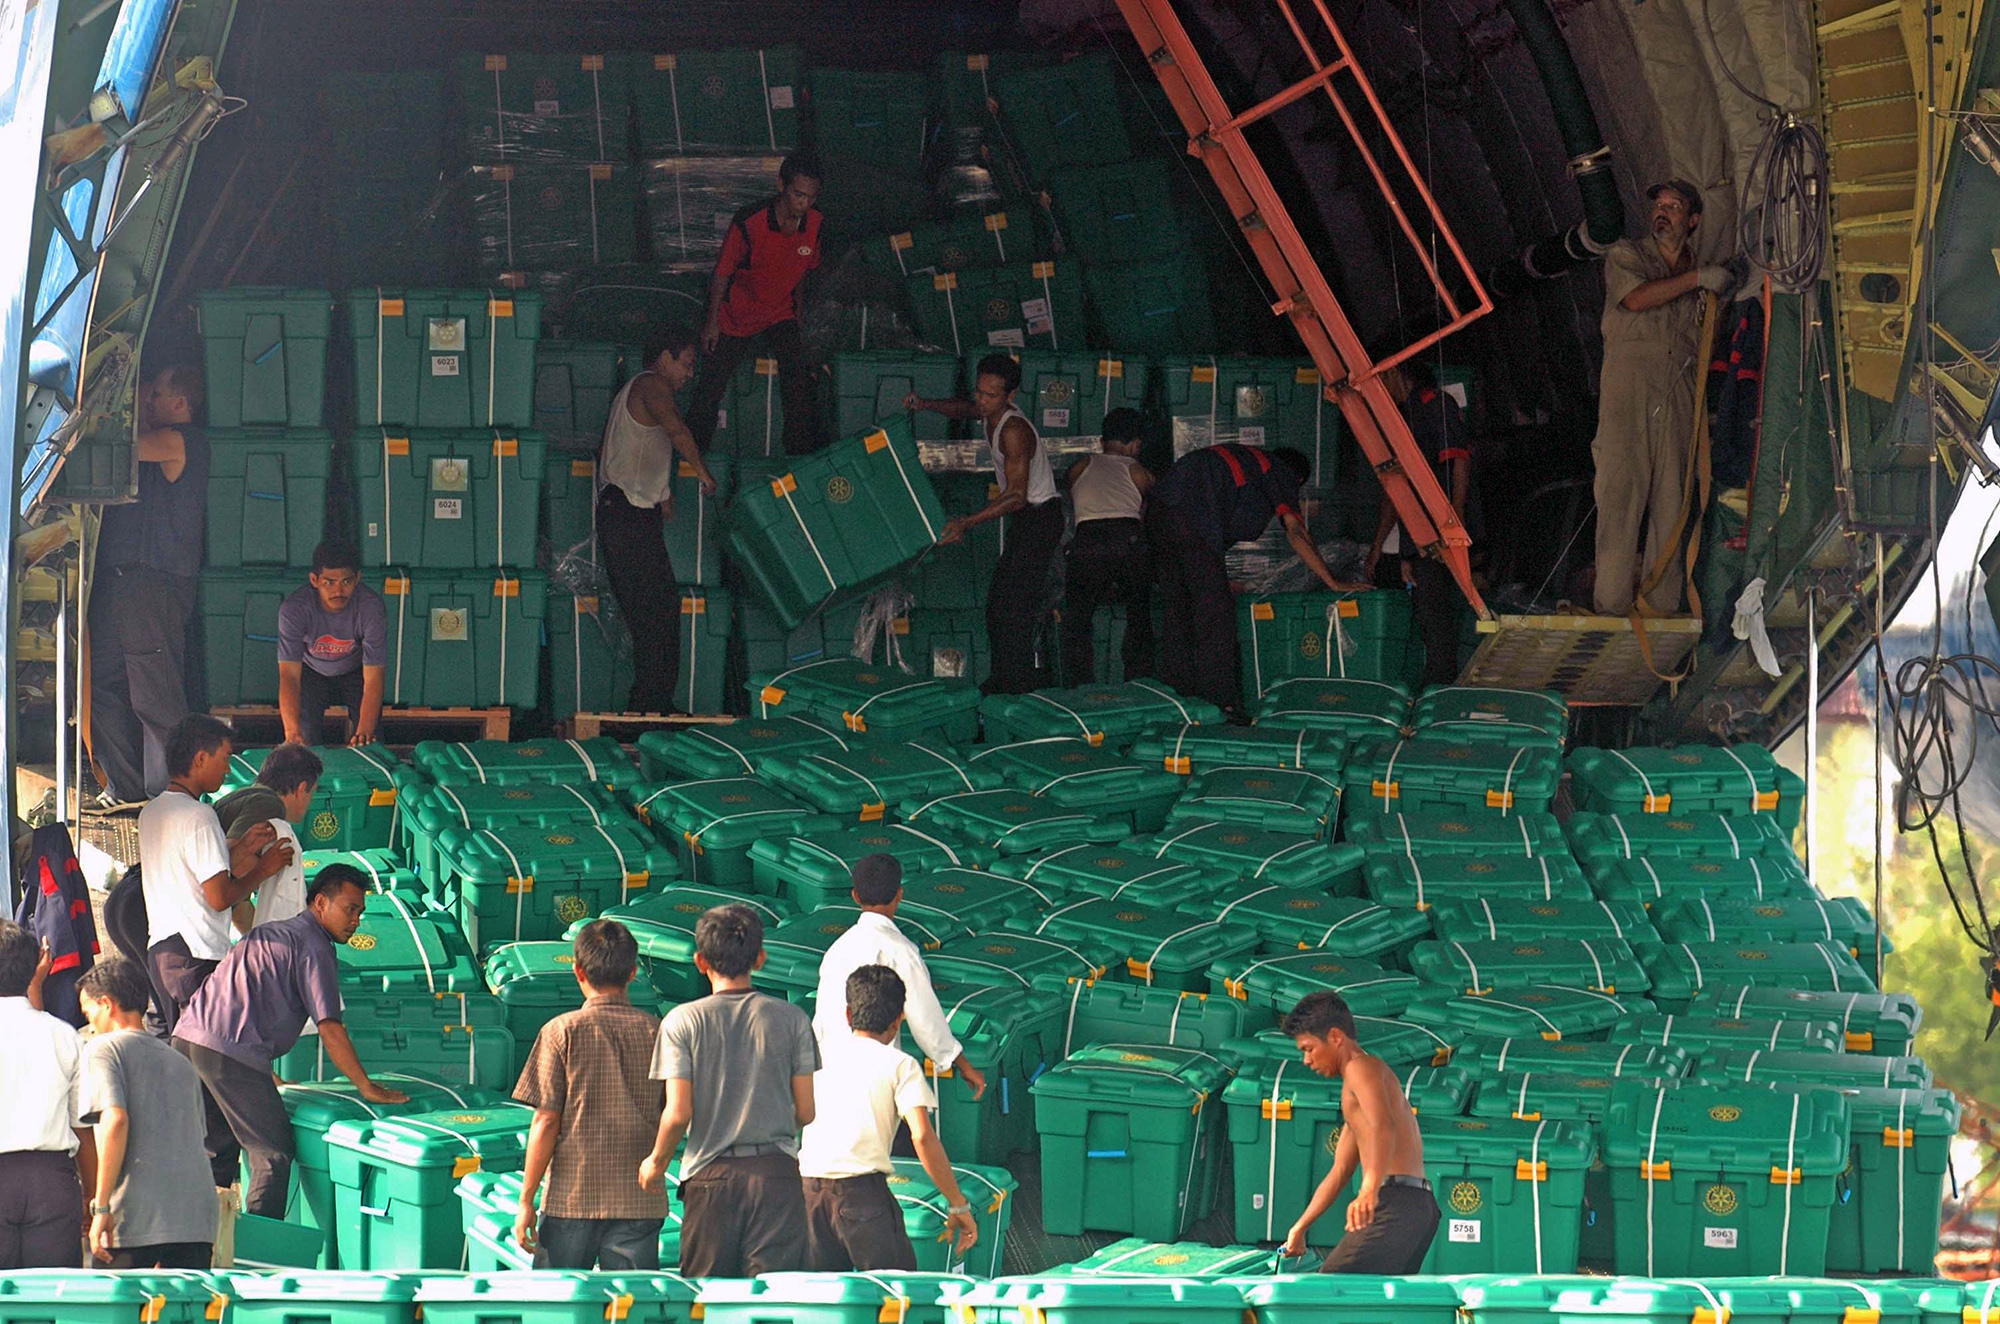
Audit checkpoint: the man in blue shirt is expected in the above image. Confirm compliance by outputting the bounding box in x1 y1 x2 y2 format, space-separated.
277 541 388 746
88 366 209 804
172 864 407 1217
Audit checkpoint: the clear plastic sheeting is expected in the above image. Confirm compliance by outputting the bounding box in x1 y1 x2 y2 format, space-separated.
469 162 639 281
800 298 921 363
642 155 783 267
916 434 1103 474
850 583 917 669
1229 535 1373 595
458 53 631 165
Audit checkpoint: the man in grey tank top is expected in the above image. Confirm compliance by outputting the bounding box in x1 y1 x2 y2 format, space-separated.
1061 408 1155 684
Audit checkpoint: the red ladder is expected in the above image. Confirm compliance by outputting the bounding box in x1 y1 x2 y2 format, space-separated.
1115 0 1495 616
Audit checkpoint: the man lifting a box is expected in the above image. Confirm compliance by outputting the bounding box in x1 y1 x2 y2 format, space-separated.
1281 991 1439 1273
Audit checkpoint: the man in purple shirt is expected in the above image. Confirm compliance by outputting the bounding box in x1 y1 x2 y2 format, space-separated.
277 541 388 747
171 864 407 1217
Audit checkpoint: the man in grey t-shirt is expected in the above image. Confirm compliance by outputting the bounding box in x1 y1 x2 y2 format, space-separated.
76 958 217 1268
643 904 817 1277
277 540 388 746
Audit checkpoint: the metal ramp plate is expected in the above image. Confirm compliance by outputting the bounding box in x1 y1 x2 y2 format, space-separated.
1462 614 1703 706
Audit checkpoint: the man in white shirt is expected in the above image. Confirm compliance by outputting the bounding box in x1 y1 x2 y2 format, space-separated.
811 855 986 1102
211 744 322 930
0 919 96 1268
798 964 977 1271
139 715 293 1035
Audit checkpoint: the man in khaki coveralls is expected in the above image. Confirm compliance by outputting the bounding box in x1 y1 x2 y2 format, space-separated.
1592 178 1744 615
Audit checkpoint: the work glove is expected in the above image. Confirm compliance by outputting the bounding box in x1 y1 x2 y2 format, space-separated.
1696 264 1736 294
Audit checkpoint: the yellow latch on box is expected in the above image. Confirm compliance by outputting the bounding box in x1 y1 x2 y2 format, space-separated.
504 876 534 894
1883 1127 1915 1147
1261 1098 1293 1120
1516 1159 1548 1180
1641 1160 1673 1180
453 1155 482 1178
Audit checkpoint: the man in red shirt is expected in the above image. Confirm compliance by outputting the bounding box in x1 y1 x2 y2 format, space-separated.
687 152 824 457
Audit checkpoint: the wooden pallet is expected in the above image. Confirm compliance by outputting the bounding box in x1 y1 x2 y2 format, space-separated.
211 705 512 743
1460 614 1703 706
563 712 737 741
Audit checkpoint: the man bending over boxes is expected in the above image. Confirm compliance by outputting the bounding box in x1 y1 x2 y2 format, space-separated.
1280 990 1438 1273
642 904 819 1276
277 541 386 747
171 864 408 1219
799 964 978 1270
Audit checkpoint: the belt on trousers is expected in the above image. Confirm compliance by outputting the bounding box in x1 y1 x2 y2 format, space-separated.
1381 1174 1432 1192
718 1142 787 1158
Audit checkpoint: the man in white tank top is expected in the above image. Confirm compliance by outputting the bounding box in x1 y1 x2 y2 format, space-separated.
1060 408 1155 685
903 354 1064 693
596 330 717 714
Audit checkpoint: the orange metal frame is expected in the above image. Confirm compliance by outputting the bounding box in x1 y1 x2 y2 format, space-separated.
1115 0 1494 616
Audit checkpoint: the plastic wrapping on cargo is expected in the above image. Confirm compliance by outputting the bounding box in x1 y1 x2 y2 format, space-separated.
850 582 917 670
542 264 711 345
800 297 921 363
1228 534 1373 594
643 155 784 267
917 433 1105 474
458 52 631 165
629 48 804 156
1161 356 1339 491
469 162 639 282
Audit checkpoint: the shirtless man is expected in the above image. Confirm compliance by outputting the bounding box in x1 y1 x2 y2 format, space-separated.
1279 991 1438 1273
595 328 717 714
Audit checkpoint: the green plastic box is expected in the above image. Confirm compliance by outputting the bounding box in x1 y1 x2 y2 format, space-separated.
964 349 1154 448
326 1103 533 1268
1697 1047 1932 1089
333 890 484 994
1157 355 1341 490
861 207 1041 280
1130 722 1347 777
419 1270 700 1324
200 287 333 428
1428 896 1657 946
636 714 848 781
992 845 1216 909
348 289 543 429
699 1274 972 1324
223 743 402 853
1455 1278 1793 1324
965 737 1185 834
1565 810 1798 862
456 50 632 162
540 452 599 558
1600 1078 1848 1274
542 590 629 721
756 910 920 1003
726 415 949 630
1224 1048 1475 1246
1223 1016 1461 1070
1652 894 1885 958
1410 685 1569 749
761 740 981 821
595 885 795 1002
1083 255 1216 356
804 901 970 951
808 67 932 173
205 428 331 567
748 823 998 911
629 47 803 154
1416 1113 1596 1272
1210 951 1426 1021
1046 158 1181 260
1030 1042 1234 1240
1824 1086 1961 1273
988 51 1132 175
482 940 671 1056
1638 941 1875 1012
886 1156 1019 1277
274 993 515 1089
1165 764 1345 839
902 868 1060 931
1009 898 1260 993
352 428 546 569
216 1269 422 1320
1240 591 1415 695
952 1279 1253 1324
1344 735 1562 821
433 818 680 952
1345 808 1569 858
823 350 964 444
1407 985 1654 1042
899 981 1065 1163
753 656 983 744
905 259 1089 358
900 790 1126 857
413 736 636 791
1198 886 1433 964
1238 1277 1465 1324
929 932 1109 990
398 778 618 887
1254 676 1412 738
470 160 639 279
1410 937 1649 996
1606 1011 1845 1057
1450 1037 1689 1078
532 339 640 450
980 682 1224 752
0 1271 228 1324
1568 742 1807 830
375 570 549 709
198 567 309 707
1690 984 1921 1054
661 454 733 589
1033 973 1251 1056
300 847 416 899
1145 821 1366 892
1050 1238 1284 1275
1585 853 1815 907
629 777 835 893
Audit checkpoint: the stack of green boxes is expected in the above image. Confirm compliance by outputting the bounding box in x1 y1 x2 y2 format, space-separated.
196 288 335 708
221 743 404 852
321 70 451 289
